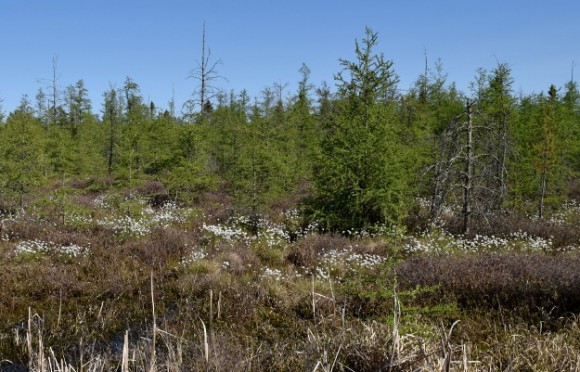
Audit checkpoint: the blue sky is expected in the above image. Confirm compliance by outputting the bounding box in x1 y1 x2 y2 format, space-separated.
0 0 578 115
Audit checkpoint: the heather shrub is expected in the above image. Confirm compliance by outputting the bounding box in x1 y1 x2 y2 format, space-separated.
134 179 171 207
66 177 97 190
125 227 190 267
396 253 580 317
2 189 579 370
287 233 350 268
486 214 579 250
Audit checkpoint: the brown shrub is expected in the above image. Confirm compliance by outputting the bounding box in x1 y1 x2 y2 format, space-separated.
71 192 101 208
441 212 579 249
124 227 193 267
491 215 579 249
0 198 18 217
568 179 580 201
196 190 233 224
287 234 350 268
66 177 95 190
4 217 53 241
217 247 260 275
396 253 580 317
134 180 171 207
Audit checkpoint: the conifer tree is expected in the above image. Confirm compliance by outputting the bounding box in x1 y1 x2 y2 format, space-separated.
141 111 178 176
65 80 91 138
165 118 216 203
0 96 47 210
535 85 558 218
477 63 517 211
512 83 576 214
207 91 248 182
312 27 410 230
286 64 319 189
411 60 465 219
118 77 147 197
511 92 542 209
562 80 580 183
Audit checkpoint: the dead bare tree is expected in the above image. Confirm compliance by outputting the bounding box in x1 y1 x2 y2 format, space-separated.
186 23 227 118
37 56 61 130
427 99 501 234
426 119 462 221
461 100 474 234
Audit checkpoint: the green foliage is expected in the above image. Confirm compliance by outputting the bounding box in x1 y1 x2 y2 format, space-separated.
562 80 580 183
0 97 48 208
141 113 178 176
0 28 577 229
312 28 414 230
404 59 465 219
164 121 217 202
230 103 285 213
511 84 576 215
476 63 518 211
207 90 295 214
1 28 580 372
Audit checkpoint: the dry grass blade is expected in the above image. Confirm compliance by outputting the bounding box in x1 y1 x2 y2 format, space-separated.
122 330 129 372
390 286 401 369
150 270 157 372
199 316 209 366
442 320 460 372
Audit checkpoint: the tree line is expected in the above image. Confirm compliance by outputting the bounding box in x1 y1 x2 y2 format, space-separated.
0 28 578 232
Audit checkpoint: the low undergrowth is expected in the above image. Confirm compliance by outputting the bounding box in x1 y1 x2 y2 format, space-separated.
0 193 579 371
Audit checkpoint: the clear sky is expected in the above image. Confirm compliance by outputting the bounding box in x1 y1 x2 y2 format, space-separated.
0 0 578 115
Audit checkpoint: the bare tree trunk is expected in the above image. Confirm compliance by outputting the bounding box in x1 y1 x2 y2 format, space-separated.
108 122 115 174
187 23 226 117
200 23 207 110
462 100 474 234
429 154 445 220
107 90 117 175
538 160 547 219
429 137 451 220
49 56 60 130
496 111 508 210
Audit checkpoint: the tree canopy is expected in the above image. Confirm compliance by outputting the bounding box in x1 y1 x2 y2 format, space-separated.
0 28 578 231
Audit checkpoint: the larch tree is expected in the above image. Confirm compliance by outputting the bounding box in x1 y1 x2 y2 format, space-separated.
207 91 248 182
562 80 580 186
103 88 122 175
477 63 517 211
535 85 558 218
119 77 147 198
0 96 47 211
312 27 410 230
510 92 542 209
61 80 99 176
287 63 319 188
65 80 91 138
